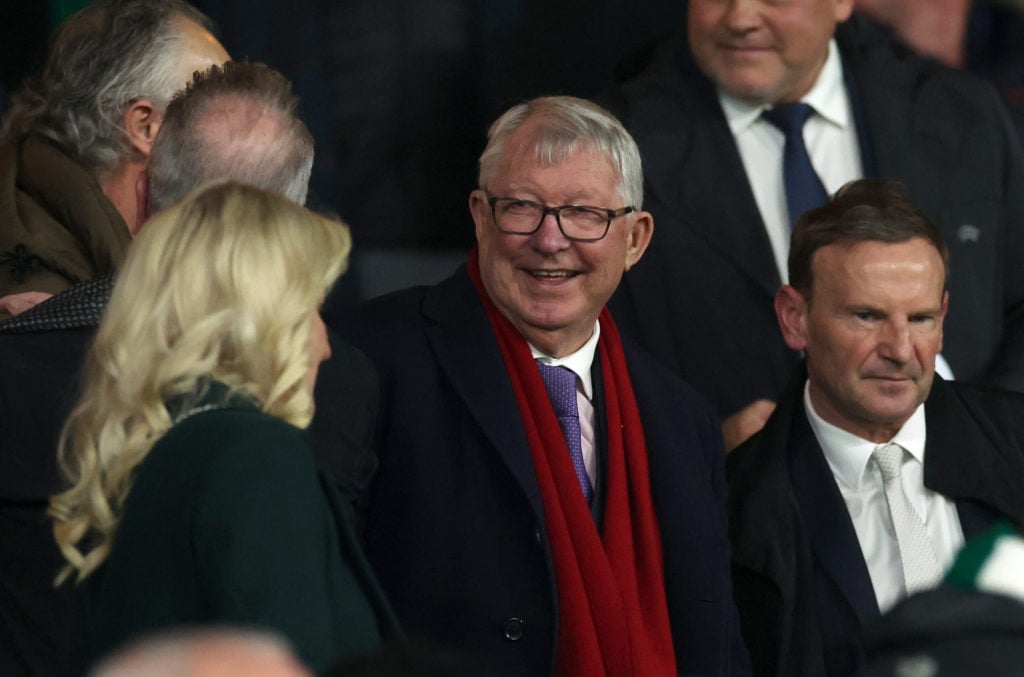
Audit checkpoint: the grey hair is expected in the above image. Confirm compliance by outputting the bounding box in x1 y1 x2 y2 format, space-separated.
147 62 314 213
1 0 213 176
478 96 644 208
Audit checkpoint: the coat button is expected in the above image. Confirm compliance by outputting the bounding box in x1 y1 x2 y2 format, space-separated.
503 617 525 641
534 528 543 545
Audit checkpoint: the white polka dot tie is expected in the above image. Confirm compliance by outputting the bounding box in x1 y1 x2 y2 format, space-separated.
872 443 944 594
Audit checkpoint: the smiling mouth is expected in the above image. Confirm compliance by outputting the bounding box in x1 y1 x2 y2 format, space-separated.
527 270 578 279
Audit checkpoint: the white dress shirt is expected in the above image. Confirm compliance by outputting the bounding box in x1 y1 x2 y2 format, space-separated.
718 40 956 380
531 321 600 487
804 383 964 612
719 38 862 283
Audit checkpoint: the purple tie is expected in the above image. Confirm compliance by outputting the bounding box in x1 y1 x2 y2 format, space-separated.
536 361 593 502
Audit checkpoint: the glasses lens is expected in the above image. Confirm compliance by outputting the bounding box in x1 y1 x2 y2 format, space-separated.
559 206 609 240
495 199 543 234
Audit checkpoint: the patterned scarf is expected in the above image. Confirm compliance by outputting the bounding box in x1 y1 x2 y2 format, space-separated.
0 275 112 334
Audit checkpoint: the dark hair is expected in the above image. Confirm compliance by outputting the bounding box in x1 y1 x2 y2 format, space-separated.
147 61 314 212
788 179 950 297
2 0 213 174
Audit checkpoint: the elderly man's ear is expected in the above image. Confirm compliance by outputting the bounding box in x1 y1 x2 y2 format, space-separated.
469 189 489 241
623 211 654 271
775 285 810 351
123 98 162 159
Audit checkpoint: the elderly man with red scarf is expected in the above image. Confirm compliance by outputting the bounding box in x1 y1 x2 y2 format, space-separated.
340 96 750 676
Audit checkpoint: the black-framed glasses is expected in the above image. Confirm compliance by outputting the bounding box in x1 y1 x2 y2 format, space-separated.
486 194 636 242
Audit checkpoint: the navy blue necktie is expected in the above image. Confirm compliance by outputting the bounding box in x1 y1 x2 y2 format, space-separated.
762 102 828 227
536 361 593 502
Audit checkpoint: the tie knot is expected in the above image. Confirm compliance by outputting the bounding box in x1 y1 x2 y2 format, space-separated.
873 443 906 482
536 361 578 418
762 102 815 135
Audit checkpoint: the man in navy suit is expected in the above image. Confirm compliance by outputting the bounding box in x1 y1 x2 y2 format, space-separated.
348 96 749 675
604 1 1024 451
727 179 1024 676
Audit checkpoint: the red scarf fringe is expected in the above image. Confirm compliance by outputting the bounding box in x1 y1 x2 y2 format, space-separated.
467 252 676 676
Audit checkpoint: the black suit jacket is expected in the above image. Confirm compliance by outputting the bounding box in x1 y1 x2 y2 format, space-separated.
346 266 749 676
727 367 1024 676
604 14 1024 417
0 281 380 676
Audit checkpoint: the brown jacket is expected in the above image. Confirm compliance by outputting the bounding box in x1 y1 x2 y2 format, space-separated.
0 136 129 301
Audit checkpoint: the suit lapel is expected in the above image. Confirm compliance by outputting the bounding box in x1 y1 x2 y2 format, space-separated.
630 43 781 299
838 16 946 211
789 406 880 626
923 379 1024 538
421 268 546 519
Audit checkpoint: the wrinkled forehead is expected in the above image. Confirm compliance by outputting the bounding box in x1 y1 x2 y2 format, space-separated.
498 134 621 193
504 126 605 167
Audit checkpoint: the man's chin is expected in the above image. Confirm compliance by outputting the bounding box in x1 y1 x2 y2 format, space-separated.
711 66 783 104
860 386 923 423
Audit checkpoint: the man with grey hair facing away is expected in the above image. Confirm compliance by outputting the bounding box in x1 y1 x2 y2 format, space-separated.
144 61 314 214
0 60 377 677
142 60 380 508
0 0 228 315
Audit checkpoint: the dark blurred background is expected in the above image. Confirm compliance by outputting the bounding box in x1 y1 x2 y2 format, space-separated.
0 0 684 299
3 1 1022 301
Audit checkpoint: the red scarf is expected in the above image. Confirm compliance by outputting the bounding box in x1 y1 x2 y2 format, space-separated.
467 252 676 676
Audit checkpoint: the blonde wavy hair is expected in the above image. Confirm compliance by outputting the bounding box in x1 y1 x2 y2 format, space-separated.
49 182 351 584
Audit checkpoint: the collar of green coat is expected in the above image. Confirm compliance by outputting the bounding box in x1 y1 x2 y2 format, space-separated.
166 379 262 426
945 521 1024 602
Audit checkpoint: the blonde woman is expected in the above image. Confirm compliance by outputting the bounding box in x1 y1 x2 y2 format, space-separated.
50 182 398 673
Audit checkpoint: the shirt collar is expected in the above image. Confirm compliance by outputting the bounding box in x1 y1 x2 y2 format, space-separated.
719 39 850 134
804 38 849 128
804 380 927 490
530 321 600 400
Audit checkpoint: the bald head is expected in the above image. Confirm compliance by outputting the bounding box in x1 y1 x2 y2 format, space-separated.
90 628 312 677
147 61 314 214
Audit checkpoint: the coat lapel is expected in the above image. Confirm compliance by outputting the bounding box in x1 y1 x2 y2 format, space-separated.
628 43 781 300
789 406 880 627
923 378 1024 538
421 268 546 519
839 16 948 211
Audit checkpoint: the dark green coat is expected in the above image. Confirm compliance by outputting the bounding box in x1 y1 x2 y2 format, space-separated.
87 397 398 673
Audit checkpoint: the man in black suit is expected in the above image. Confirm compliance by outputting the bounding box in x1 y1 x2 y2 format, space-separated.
604 1 1024 450
0 61 378 676
727 179 1024 676
347 96 748 675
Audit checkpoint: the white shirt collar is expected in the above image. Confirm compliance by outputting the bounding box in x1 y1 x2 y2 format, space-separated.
804 380 928 491
530 321 600 400
719 39 850 134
